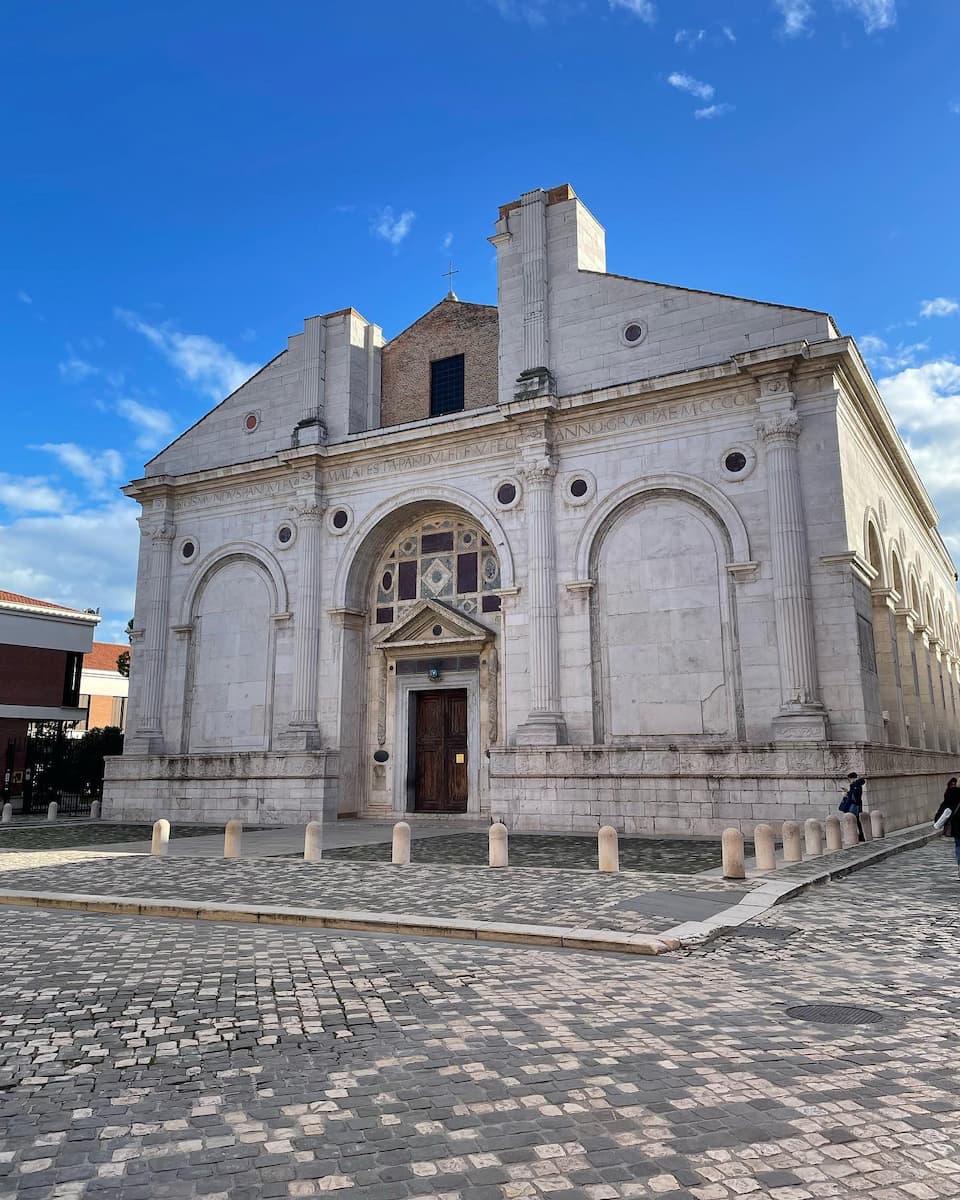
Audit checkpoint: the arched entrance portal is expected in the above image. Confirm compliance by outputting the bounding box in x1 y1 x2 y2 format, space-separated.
337 509 503 817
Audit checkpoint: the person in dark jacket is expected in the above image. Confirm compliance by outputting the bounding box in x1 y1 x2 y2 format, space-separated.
841 772 866 841
934 777 960 879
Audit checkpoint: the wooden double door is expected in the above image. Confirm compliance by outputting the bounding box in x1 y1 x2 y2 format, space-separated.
414 689 468 813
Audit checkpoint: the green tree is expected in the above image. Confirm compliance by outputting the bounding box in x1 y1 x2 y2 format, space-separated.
116 618 134 677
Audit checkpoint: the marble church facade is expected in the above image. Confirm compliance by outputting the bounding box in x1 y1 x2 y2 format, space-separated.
104 184 960 834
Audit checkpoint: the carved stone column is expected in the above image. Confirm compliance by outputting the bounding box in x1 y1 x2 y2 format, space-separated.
288 501 324 747
894 609 924 747
913 624 937 750
136 522 175 746
756 402 828 740
516 454 565 745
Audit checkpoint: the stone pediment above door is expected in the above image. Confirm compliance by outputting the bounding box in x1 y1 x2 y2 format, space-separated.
373 599 494 654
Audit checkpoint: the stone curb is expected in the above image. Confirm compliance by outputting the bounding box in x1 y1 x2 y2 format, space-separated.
664 823 941 947
0 888 682 957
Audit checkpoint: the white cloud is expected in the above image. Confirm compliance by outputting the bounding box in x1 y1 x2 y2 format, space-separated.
951 101 960 116
488 0 550 25
58 357 99 383
774 0 814 36
115 398 176 452
858 334 888 357
442 232 454 251
16 290 32 305
920 297 960 318
838 0 896 33
0 474 68 514
695 103 735 120
0 499 139 624
34 444 125 491
722 25 736 42
371 207 416 247
610 0 656 23
116 309 259 401
667 72 714 100
675 28 705 47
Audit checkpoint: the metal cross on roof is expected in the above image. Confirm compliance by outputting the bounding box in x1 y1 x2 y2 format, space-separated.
442 259 459 296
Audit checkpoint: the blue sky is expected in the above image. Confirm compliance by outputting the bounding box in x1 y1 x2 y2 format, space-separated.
1 0 958 642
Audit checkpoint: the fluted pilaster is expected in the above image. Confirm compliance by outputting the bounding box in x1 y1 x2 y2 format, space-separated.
289 503 324 743
516 454 565 745
757 407 828 739
520 189 548 373
137 523 175 736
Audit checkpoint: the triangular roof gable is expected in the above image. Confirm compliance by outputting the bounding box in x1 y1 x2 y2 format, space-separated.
373 598 494 650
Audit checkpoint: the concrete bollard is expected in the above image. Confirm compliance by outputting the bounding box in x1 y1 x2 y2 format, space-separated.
804 818 824 858
754 824 776 871
89 799 102 820
304 820 323 863
825 815 842 851
151 818 170 856
391 820 411 866
840 812 859 848
489 821 509 868
1 802 12 824
47 801 58 822
860 811 874 842
598 825 620 873
870 810 885 839
721 828 746 880
782 821 803 863
224 818 243 859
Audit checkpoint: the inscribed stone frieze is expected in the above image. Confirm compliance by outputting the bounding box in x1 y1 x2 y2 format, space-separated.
553 391 752 442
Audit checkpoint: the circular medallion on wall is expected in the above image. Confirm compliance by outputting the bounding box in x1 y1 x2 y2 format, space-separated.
243 411 261 433
562 470 596 507
275 522 297 549
493 477 522 510
326 505 353 535
620 320 648 347
178 537 198 563
720 445 756 481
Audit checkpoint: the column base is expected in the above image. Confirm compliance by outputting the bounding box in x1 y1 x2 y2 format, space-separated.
280 724 324 751
515 713 567 746
126 732 165 755
771 708 830 742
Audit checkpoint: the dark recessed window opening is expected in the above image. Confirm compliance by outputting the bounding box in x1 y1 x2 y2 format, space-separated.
430 354 465 417
569 478 589 498
725 451 747 474
496 482 517 505
481 594 502 613
421 531 454 553
457 553 478 594
376 607 394 625
332 509 349 529
398 560 418 600
181 540 196 559
277 527 292 544
623 323 645 343
62 652 82 708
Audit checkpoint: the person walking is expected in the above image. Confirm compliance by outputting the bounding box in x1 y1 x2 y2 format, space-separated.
934 777 960 880
840 771 866 842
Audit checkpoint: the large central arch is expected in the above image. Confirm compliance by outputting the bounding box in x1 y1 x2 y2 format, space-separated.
334 490 511 817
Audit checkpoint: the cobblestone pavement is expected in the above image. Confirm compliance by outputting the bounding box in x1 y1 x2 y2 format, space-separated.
0 840 958 1199
0 855 758 936
321 835 734 874
0 824 222 852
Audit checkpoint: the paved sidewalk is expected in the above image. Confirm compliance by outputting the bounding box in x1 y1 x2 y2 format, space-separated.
0 841 958 1198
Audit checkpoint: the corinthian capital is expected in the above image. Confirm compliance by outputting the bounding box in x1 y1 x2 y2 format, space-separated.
295 502 326 523
520 457 556 484
755 411 801 443
150 524 176 544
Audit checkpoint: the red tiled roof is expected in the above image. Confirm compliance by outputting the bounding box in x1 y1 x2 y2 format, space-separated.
0 589 86 613
84 642 129 672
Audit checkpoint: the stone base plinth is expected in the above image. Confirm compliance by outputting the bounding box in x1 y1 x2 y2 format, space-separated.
102 750 340 825
486 742 951 836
